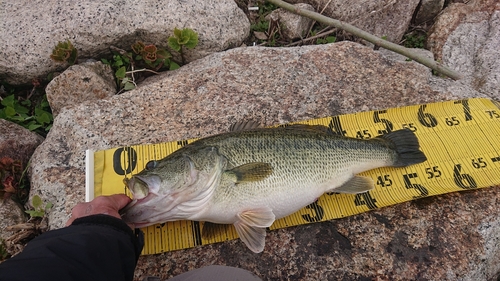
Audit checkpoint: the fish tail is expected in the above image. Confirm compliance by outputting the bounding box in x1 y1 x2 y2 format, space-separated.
377 129 427 167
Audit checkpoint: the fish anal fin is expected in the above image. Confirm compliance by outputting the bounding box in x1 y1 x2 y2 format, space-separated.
227 163 273 183
201 222 232 240
333 176 374 194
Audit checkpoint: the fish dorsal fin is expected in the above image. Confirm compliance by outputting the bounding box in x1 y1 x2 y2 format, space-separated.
226 162 273 183
229 120 261 132
333 175 375 194
234 208 275 253
282 124 333 134
201 222 232 240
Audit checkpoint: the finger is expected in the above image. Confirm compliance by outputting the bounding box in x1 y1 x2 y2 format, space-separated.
107 194 132 210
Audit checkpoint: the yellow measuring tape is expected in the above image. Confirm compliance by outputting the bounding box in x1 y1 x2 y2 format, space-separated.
89 98 500 255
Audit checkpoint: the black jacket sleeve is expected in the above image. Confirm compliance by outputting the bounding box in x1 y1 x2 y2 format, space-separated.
0 214 144 281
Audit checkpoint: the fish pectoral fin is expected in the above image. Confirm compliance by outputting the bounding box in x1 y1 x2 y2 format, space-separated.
226 163 273 183
333 176 375 194
201 222 232 240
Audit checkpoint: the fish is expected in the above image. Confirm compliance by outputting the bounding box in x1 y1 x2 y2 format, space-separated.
120 123 427 253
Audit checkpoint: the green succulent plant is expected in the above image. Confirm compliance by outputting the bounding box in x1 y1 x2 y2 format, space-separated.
50 40 78 65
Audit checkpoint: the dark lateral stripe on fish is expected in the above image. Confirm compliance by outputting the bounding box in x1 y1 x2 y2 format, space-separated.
376 129 427 167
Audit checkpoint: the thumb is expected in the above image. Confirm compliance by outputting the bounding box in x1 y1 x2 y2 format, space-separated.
108 194 133 210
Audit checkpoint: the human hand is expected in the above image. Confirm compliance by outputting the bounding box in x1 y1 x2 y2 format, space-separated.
66 194 132 227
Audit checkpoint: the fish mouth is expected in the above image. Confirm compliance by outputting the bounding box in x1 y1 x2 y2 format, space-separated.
124 175 161 200
120 175 160 221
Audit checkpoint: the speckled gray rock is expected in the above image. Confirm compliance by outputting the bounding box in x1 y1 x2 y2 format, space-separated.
45 61 116 117
0 0 250 85
265 3 315 40
0 199 26 242
285 0 420 43
0 119 44 167
414 0 446 25
427 0 500 99
0 120 44 241
28 41 498 280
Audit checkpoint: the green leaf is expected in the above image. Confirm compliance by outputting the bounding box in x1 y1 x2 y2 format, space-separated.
45 202 53 211
1 95 15 107
25 210 45 218
123 54 131 64
168 37 181 52
156 49 171 59
101 58 109 64
326 36 336 43
35 110 51 125
185 38 198 49
123 82 135 91
4 106 16 117
173 28 182 38
21 99 31 107
32 195 42 209
28 124 42 131
115 66 126 79
14 104 29 114
178 35 189 45
169 62 180 70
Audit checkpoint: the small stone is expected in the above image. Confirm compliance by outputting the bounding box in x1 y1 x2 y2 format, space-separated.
266 3 315 40
284 0 420 43
45 61 116 117
0 199 26 241
414 0 446 25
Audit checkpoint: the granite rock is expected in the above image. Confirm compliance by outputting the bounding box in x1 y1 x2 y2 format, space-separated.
414 0 446 25
0 119 44 167
0 0 250 85
45 61 116 117
284 0 420 43
28 41 498 279
427 0 500 98
0 120 44 242
265 3 316 40
0 199 26 243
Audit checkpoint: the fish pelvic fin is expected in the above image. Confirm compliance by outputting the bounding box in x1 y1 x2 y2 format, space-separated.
333 176 374 194
234 208 275 253
226 162 273 183
377 129 427 167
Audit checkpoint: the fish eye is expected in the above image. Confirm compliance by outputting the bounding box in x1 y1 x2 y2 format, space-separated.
145 160 158 170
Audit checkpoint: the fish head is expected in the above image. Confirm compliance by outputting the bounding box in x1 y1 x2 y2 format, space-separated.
121 146 225 227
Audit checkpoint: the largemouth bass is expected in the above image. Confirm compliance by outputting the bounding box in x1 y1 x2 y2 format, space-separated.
121 124 427 253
